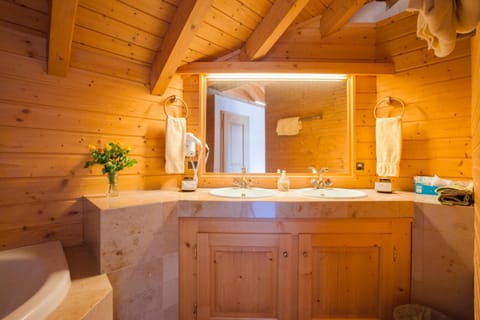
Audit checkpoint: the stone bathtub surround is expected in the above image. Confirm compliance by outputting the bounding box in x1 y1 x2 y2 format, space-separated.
49 245 113 320
83 188 418 320
411 202 474 319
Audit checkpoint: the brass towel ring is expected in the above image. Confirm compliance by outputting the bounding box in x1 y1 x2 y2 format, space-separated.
374 96 405 119
163 95 189 119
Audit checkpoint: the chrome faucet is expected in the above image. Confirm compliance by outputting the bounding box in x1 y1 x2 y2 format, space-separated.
308 166 332 189
233 167 254 189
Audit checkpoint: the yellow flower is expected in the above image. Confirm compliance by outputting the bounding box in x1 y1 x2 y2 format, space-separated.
88 144 97 151
84 141 137 174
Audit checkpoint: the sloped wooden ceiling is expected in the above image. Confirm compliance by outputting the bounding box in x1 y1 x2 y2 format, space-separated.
43 0 395 95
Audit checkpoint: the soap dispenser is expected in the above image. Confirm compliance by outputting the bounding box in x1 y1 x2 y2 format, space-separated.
277 170 290 192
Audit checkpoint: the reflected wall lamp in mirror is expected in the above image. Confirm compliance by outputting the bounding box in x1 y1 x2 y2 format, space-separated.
199 73 355 178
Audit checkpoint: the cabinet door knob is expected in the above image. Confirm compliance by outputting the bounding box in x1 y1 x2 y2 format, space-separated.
303 251 308 257
282 251 288 258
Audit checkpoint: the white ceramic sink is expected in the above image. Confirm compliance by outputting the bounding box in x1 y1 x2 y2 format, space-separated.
209 187 275 199
297 188 368 199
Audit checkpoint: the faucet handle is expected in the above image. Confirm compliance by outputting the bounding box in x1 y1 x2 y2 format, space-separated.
308 166 318 174
324 178 333 188
232 177 241 186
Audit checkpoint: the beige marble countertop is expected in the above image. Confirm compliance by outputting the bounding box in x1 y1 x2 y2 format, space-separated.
84 188 441 219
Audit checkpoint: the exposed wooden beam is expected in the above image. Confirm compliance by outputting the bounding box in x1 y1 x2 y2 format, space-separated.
48 0 78 76
320 0 366 37
176 60 395 75
241 0 310 61
150 0 212 95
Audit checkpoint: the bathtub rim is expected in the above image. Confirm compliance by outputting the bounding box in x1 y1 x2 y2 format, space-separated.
1 240 71 320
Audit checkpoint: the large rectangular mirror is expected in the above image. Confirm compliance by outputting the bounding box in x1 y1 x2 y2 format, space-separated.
204 74 353 175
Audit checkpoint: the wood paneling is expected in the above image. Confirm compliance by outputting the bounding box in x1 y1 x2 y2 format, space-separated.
150 0 213 95
265 80 349 173
375 12 472 190
319 0 367 37
197 232 293 319
181 218 411 320
265 21 377 61
471 24 480 320
0 0 50 35
48 0 78 76
0 0 475 259
240 0 310 60
0 21 181 249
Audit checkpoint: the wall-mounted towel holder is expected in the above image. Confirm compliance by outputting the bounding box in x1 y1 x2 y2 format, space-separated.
374 96 405 119
300 113 322 121
164 95 189 119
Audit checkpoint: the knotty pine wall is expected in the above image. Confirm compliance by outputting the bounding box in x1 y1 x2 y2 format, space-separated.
0 16 187 249
375 12 472 190
471 25 480 320
265 80 349 173
265 19 377 61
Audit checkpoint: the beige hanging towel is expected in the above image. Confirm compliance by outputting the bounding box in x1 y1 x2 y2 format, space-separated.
376 116 402 177
276 117 302 136
407 0 480 57
165 115 186 174
407 0 456 57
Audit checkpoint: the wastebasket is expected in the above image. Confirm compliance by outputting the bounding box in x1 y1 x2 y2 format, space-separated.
393 304 453 320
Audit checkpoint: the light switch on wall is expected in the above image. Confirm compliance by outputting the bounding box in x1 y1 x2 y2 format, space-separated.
356 162 365 171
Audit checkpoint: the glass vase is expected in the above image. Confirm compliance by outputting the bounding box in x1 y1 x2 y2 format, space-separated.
106 171 119 197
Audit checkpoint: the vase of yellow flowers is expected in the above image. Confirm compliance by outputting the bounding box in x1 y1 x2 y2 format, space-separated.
84 142 137 197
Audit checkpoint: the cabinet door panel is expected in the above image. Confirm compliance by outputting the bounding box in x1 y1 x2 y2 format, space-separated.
299 234 393 320
197 233 294 320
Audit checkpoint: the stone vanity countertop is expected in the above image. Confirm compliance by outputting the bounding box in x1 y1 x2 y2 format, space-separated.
84 188 441 219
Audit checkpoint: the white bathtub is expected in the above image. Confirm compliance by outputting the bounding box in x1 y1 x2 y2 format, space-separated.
0 241 71 320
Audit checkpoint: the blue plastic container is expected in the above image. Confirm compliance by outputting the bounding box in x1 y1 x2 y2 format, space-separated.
414 183 438 195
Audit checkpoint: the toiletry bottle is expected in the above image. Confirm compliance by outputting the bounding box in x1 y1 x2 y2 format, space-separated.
277 170 290 192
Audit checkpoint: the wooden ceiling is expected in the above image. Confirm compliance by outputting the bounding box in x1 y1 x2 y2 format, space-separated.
1 0 398 95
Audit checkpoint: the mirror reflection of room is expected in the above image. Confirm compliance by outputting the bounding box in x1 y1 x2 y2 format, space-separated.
205 75 350 174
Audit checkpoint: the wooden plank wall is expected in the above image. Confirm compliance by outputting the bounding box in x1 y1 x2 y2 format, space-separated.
265 19 377 61
0 1 184 249
375 12 472 191
265 81 349 173
353 75 379 188
471 25 480 320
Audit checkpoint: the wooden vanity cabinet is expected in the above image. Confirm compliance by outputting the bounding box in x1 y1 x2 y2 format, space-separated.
179 218 411 320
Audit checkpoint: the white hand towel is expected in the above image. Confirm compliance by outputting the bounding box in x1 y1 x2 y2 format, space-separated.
165 115 186 174
276 117 302 136
376 116 402 177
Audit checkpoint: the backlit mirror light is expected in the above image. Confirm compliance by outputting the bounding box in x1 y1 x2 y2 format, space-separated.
206 73 347 81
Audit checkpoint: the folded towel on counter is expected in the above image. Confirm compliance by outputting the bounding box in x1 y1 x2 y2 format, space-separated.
276 117 302 136
165 115 186 173
376 116 402 177
436 182 474 206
